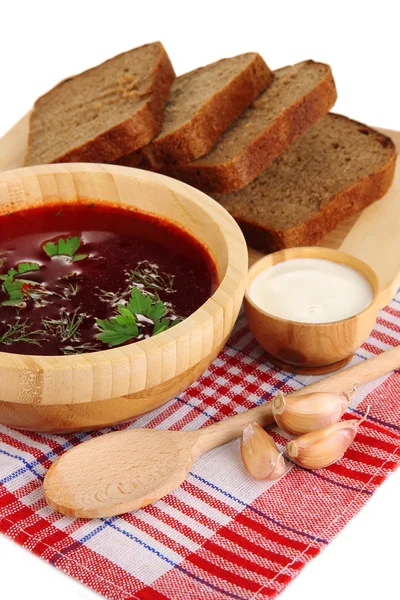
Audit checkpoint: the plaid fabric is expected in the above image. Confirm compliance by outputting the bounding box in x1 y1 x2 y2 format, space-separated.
1 294 400 600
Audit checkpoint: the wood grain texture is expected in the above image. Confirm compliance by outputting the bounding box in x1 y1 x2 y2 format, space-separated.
0 164 248 432
245 247 381 371
0 338 227 432
0 113 30 171
44 343 400 518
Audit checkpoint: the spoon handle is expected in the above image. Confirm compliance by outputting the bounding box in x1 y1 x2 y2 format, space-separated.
196 345 400 454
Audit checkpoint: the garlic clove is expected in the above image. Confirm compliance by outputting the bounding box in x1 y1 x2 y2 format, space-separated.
272 388 355 436
286 406 369 470
241 423 285 481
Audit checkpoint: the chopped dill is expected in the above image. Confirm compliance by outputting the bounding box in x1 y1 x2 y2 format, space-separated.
60 342 101 355
55 281 80 300
0 319 43 346
97 287 128 307
25 287 53 303
129 261 176 295
42 308 86 343
68 282 79 296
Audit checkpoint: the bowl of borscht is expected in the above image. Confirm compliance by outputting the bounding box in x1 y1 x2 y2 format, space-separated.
0 164 248 432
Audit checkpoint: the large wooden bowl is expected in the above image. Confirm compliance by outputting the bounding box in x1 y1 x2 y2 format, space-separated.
0 164 248 432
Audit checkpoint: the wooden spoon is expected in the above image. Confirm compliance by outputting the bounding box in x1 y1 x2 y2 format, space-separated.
44 345 400 518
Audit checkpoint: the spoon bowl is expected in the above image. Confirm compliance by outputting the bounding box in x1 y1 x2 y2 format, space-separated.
45 429 200 518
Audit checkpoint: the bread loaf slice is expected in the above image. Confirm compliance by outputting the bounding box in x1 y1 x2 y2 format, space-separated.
164 61 337 193
214 114 396 253
116 53 273 169
25 42 175 166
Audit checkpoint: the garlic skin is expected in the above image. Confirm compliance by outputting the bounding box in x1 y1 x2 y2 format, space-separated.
272 389 355 436
241 423 285 480
286 407 369 469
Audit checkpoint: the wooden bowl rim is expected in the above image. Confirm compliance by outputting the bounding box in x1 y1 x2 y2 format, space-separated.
245 246 380 328
0 163 248 404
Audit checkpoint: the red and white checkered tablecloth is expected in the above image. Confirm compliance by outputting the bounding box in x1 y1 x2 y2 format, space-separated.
1 292 400 600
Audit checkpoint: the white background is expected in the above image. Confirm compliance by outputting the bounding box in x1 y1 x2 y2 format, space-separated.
0 1 399 598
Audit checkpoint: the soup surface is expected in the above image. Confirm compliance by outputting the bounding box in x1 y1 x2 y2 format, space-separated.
0 204 217 356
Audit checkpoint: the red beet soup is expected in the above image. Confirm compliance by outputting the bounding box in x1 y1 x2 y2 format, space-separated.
0 203 218 356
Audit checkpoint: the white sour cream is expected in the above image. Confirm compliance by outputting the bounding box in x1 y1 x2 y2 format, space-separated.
249 258 373 324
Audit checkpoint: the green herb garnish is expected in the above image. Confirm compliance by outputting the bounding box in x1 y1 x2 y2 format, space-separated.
98 288 125 307
16 262 40 275
55 281 80 301
0 262 40 281
42 236 88 262
129 260 176 295
42 308 86 343
0 319 43 346
2 279 25 306
72 254 88 262
25 286 53 302
0 262 41 306
97 305 139 347
128 286 166 322
60 342 101 355
68 282 79 296
153 318 170 336
96 287 181 348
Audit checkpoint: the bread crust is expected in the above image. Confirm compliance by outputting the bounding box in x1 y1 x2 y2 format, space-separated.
164 61 337 193
117 53 273 169
25 42 175 166
216 116 397 253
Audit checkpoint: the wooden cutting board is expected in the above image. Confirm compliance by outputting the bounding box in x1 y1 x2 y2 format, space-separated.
0 114 399 308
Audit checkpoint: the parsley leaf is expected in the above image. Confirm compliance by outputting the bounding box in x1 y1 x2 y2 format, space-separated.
171 317 183 327
42 241 58 257
128 286 152 316
2 278 25 306
58 237 80 256
96 307 139 347
152 318 170 336
96 287 182 348
0 263 41 306
72 253 88 262
17 262 40 275
128 286 166 321
42 236 87 261
147 301 166 322
0 269 16 281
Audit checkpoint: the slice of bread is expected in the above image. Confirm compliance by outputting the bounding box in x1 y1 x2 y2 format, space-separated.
116 53 273 169
214 114 396 253
25 42 175 166
163 61 337 193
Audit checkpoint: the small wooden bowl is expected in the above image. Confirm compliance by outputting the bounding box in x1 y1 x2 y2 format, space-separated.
244 247 380 374
0 164 248 432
